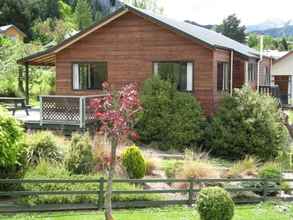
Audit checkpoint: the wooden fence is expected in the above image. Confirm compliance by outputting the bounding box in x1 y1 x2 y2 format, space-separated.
1 177 293 213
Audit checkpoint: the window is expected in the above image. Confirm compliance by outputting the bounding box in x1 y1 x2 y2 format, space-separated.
217 62 230 92
153 62 193 92
264 66 271 85
248 63 257 82
72 62 107 90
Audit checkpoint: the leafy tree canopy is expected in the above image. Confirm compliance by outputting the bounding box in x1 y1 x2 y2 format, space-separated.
123 0 163 14
216 14 246 43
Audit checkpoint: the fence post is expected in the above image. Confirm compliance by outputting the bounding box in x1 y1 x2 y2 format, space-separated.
263 178 267 202
98 177 104 210
188 178 194 206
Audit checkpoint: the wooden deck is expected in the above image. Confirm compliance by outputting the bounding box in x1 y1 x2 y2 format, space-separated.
13 108 40 123
11 94 103 133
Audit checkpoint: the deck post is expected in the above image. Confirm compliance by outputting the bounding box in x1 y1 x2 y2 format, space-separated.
25 63 29 105
230 50 234 95
79 97 85 129
40 96 43 126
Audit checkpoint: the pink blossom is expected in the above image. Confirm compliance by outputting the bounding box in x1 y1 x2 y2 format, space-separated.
91 83 142 140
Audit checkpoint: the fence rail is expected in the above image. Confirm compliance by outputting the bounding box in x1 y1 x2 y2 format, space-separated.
40 95 105 128
1 177 293 213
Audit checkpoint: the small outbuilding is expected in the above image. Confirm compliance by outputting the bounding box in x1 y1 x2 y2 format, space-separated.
0 24 26 42
271 51 293 105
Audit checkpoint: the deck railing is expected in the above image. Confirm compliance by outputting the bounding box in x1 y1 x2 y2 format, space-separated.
40 95 105 128
259 85 280 99
1 177 293 213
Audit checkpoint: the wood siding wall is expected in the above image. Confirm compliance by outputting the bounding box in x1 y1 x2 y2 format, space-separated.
54 11 256 115
55 11 216 114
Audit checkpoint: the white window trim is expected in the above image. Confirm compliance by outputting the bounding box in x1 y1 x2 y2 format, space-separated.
186 62 193 91
73 64 80 90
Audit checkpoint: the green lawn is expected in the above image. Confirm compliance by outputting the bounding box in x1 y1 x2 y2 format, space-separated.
1 203 293 220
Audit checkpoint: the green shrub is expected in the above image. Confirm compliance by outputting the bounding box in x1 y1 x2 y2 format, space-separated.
21 160 161 206
242 162 282 196
0 107 25 190
163 160 183 178
122 145 146 179
206 86 288 161
136 76 205 151
281 181 291 194
65 133 94 174
0 107 24 167
25 131 62 166
258 162 282 182
197 187 234 220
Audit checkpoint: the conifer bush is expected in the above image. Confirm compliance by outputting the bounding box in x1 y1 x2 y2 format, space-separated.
65 133 94 174
206 86 288 161
136 76 205 151
122 145 146 179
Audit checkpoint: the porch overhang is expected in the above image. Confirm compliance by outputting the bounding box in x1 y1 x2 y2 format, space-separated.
17 52 56 66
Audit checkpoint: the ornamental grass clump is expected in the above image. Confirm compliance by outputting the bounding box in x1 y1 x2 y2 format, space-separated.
197 187 235 220
226 156 259 178
25 131 62 166
65 133 94 174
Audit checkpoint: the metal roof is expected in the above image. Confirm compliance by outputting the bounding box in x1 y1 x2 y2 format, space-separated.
0 25 13 32
128 5 259 58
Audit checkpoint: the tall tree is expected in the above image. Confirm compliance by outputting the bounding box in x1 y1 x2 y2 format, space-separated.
216 14 246 43
279 37 289 51
92 83 141 220
123 0 163 14
247 33 258 48
0 0 60 40
74 0 93 30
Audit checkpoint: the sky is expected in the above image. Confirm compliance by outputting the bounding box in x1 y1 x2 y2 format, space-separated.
159 0 293 25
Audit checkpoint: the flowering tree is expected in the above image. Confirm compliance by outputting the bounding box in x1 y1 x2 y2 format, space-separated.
91 82 141 220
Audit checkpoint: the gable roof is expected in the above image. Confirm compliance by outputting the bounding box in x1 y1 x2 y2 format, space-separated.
273 50 293 64
18 4 259 66
0 24 26 37
131 6 259 58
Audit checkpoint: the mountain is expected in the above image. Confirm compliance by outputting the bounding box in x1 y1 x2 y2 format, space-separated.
247 19 293 37
252 25 293 37
246 19 290 32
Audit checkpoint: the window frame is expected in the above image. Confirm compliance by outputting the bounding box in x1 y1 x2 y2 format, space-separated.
248 63 257 82
71 61 108 91
152 60 194 92
217 61 230 92
264 66 271 85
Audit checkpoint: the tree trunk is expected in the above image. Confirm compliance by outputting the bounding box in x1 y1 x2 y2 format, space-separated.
104 137 117 220
283 112 293 138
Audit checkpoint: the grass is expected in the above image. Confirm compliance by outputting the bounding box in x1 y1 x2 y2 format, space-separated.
2 203 293 220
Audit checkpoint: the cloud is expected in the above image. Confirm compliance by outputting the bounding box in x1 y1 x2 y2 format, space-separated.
160 0 293 25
